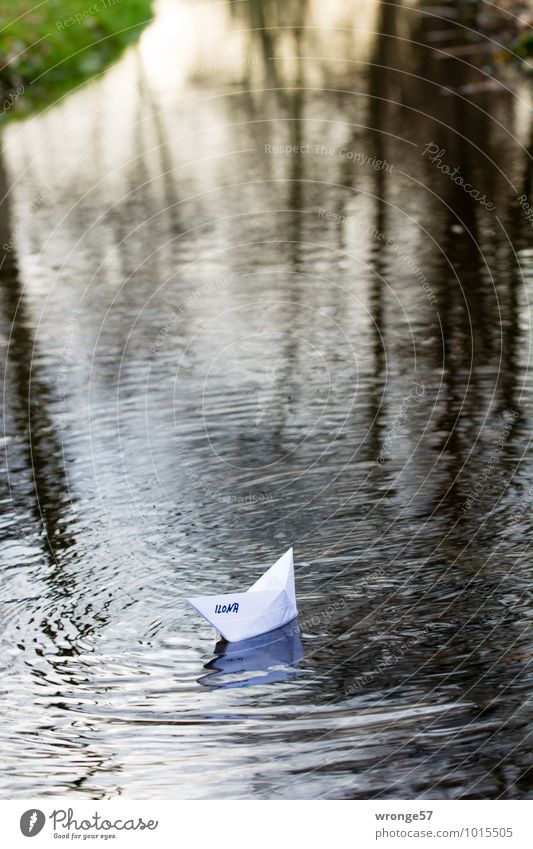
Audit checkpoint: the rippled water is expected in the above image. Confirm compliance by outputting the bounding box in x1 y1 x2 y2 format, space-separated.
1 0 533 799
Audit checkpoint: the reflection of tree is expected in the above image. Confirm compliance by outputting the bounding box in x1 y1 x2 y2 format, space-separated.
0 144 116 794
231 0 310 89
354 1 531 796
364 0 401 462
0 145 75 564
219 0 313 474
396 0 522 459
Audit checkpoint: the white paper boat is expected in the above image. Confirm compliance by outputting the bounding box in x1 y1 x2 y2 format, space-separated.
186 547 298 642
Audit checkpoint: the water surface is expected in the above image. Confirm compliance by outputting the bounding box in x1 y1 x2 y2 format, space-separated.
1 0 533 799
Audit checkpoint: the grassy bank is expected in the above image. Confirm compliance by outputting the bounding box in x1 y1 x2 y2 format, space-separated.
0 0 153 114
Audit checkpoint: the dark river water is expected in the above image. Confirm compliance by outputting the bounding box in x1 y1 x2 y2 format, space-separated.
1 0 533 799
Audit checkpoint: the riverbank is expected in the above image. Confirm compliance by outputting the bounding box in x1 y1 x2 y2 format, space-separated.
0 0 153 115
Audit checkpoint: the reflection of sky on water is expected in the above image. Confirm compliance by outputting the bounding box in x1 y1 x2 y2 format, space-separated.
198 621 304 689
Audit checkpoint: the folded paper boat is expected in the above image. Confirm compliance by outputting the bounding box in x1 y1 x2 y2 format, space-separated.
186 547 298 642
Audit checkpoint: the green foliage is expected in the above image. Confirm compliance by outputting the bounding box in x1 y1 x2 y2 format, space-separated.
512 33 533 61
0 0 153 112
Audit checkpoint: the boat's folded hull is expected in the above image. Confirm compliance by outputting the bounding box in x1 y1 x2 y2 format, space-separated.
187 588 296 642
186 547 298 642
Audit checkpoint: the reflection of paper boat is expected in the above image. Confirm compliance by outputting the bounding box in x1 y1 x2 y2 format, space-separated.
186 547 297 642
198 621 304 688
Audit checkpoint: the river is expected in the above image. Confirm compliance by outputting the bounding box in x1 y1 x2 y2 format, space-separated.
1 0 532 799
